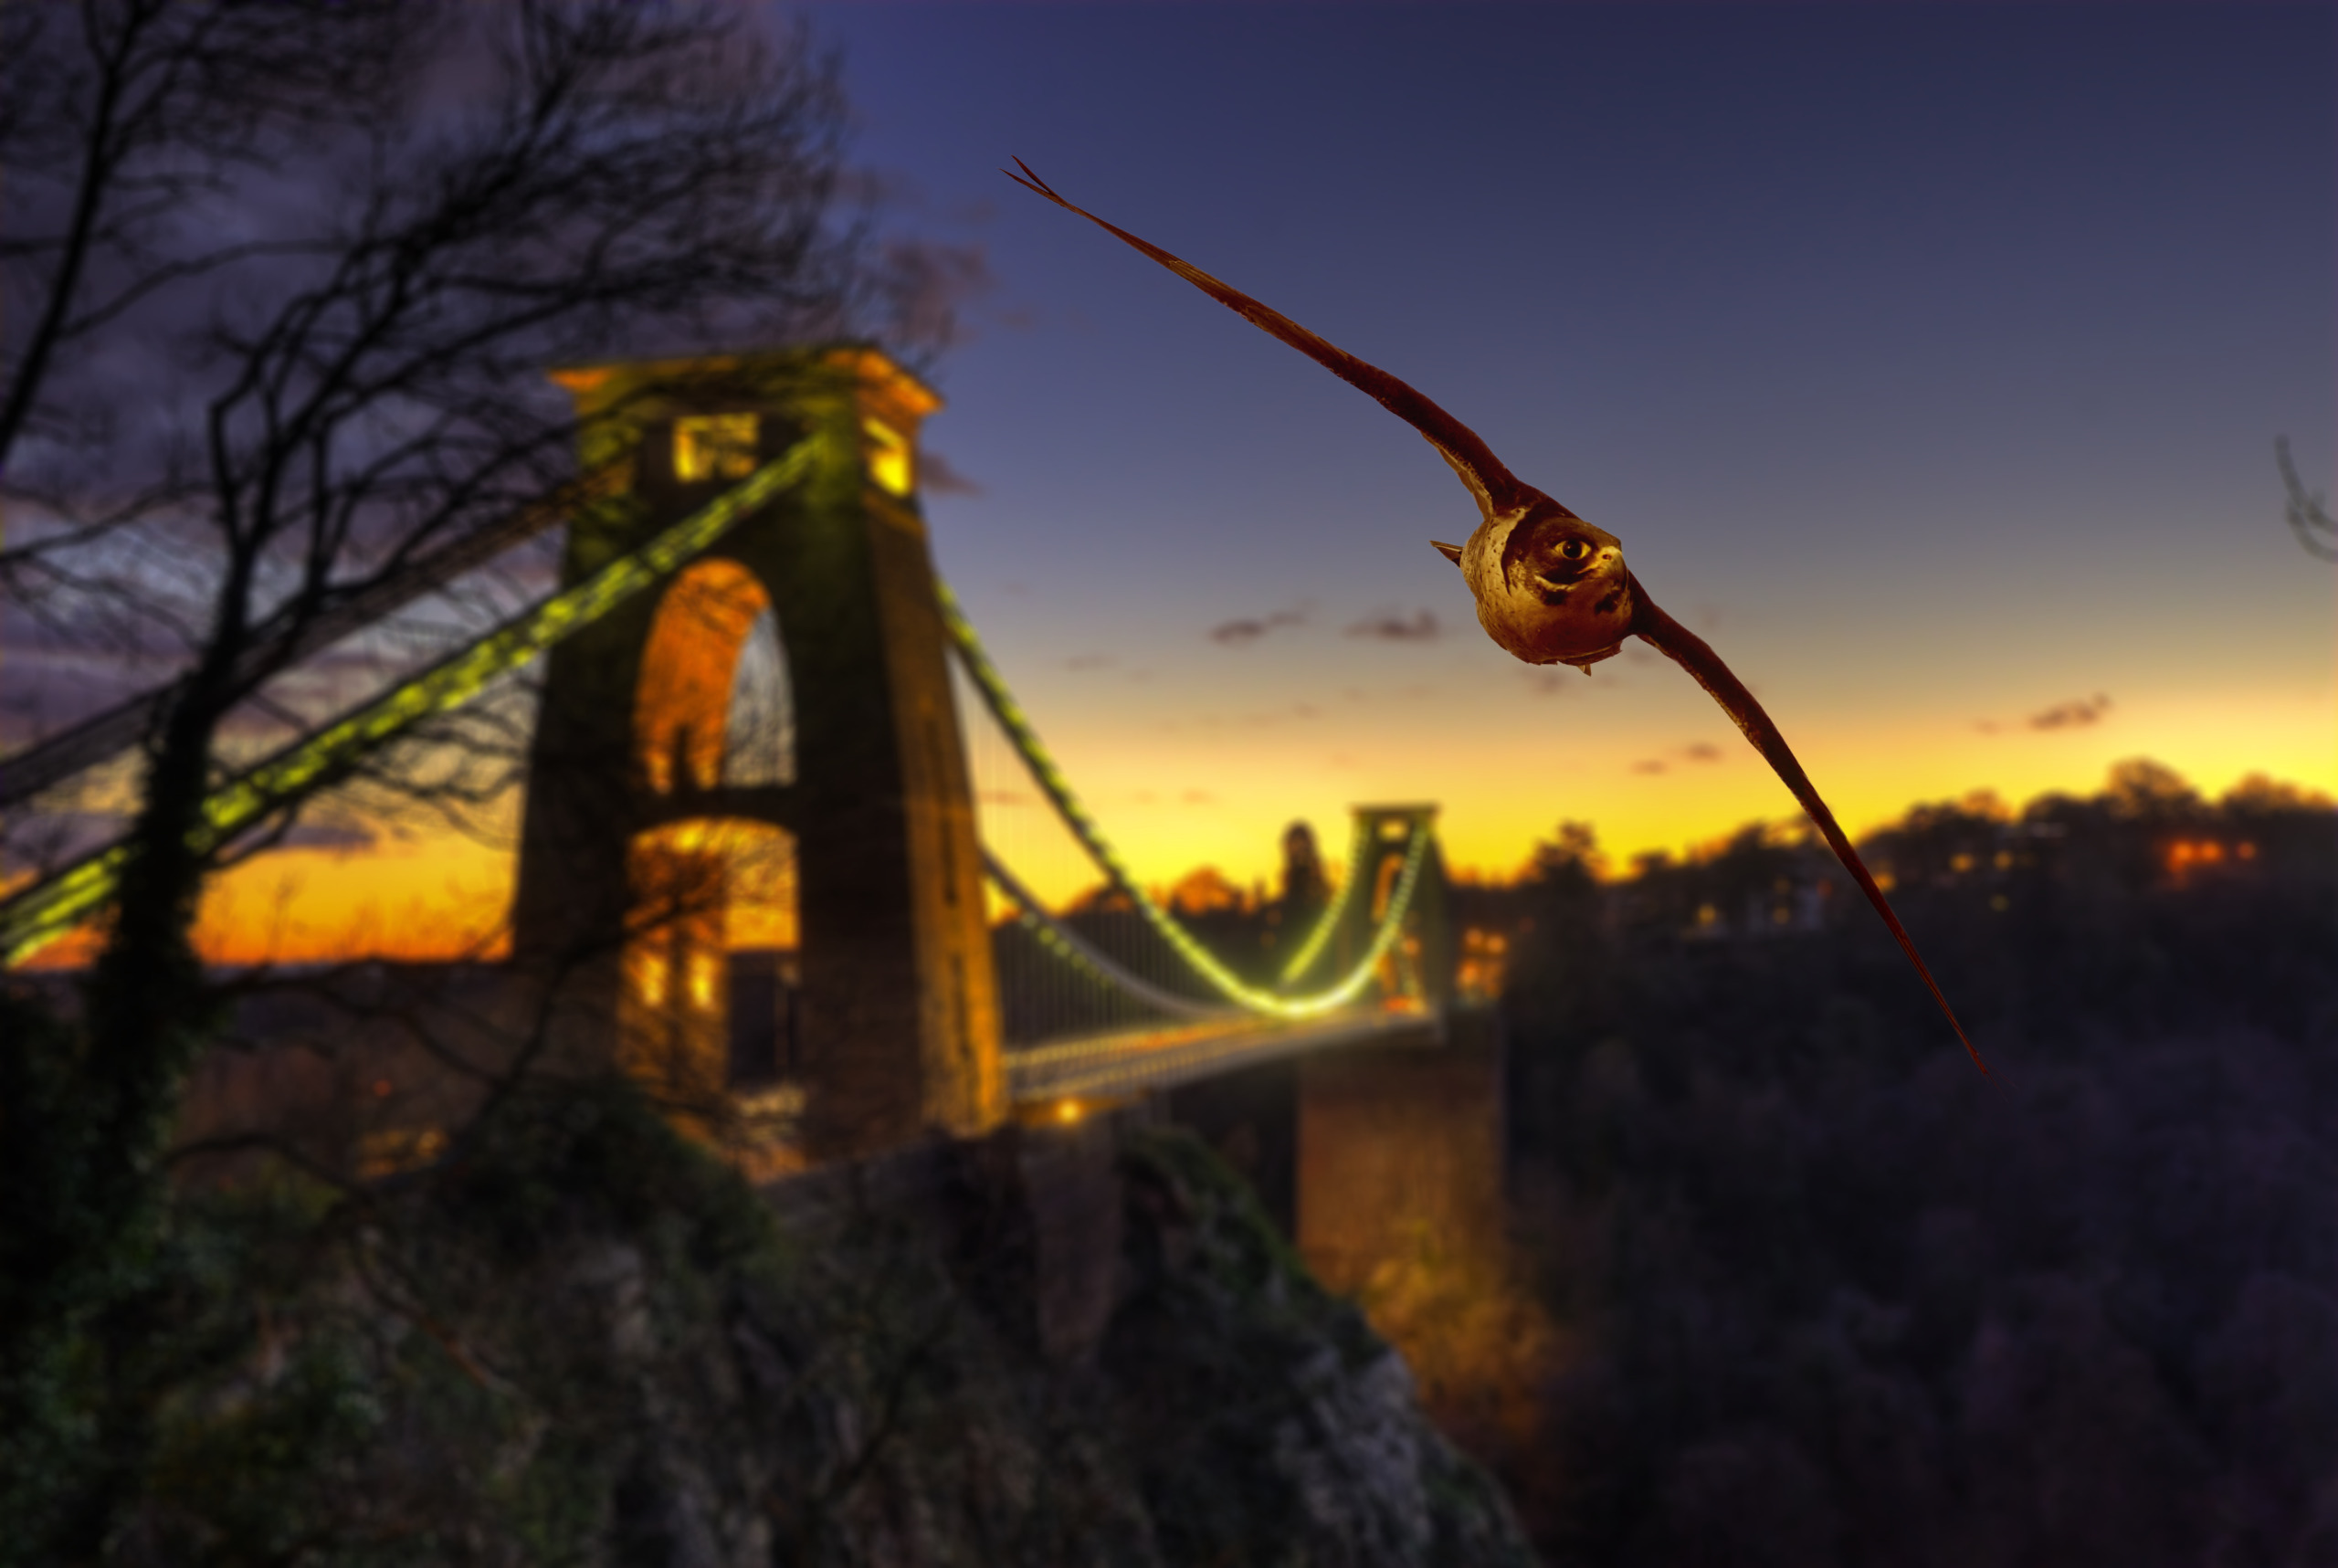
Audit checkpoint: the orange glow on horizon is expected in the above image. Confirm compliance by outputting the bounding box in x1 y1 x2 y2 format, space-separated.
10 689 2326 972
9 837 521 971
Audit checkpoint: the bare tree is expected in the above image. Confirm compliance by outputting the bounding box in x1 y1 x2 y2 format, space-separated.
0 3 926 1552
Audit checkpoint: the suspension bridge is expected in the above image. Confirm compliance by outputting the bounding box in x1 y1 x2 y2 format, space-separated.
0 348 1502 1283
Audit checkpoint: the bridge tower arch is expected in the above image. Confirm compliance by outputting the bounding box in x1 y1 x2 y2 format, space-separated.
1332 804 1456 1013
511 347 1002 1156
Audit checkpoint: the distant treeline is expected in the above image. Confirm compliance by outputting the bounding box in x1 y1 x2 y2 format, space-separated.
1484 760 2338 1566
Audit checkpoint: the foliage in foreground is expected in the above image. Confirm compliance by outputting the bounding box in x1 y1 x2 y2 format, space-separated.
3 1071 1531 1567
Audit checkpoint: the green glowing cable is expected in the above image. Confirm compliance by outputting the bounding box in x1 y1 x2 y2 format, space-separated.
0 437 829 968
992 824 1427 1022
939 579 1429 1019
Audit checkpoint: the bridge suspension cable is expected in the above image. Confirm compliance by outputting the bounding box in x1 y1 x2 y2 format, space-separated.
0 436 831 967
0 467 624 813
937 581 1431 1020
3 432 1437 1013
980 847 1235 1021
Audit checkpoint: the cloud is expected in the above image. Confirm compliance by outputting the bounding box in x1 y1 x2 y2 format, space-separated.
276 820 378 852
1193 702 1322 729
2028 693 2112 731
4 808 132 866
1977 693 2114 735
1209 606 1307 646
1522 668 1585 697
877 237 995 356
1180 789 1215 805
1344 608 1439 642
1630 742 1727 775
918 449 982 497
1062 653 1114 672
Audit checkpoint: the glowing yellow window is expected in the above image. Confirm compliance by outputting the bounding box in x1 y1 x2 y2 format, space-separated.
688 952 720 1010
862 416 912 496
636 951 669 1009
674 414 759 483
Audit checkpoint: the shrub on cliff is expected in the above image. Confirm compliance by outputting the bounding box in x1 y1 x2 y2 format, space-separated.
37 1075 1532 1566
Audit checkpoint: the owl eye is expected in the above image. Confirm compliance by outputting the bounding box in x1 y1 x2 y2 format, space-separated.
1558 539 1590 562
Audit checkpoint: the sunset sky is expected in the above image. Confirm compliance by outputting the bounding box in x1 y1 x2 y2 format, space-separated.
828 1 2335 901
12 2 2335 963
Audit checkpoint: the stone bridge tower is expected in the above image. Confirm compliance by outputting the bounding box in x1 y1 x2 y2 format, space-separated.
510 347 1001 1157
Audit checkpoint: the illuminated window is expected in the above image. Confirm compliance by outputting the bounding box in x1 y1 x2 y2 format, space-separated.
689 952 720 1010
674 414 760 483
862 416 912 496
637 952 669 1008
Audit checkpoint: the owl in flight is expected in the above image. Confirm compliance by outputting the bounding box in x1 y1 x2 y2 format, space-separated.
1007 159 1986 1076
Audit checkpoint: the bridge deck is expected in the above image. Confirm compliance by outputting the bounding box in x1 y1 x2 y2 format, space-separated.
1003 1005 1441 1106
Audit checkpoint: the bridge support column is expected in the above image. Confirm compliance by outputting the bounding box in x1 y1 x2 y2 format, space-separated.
1294 1007 1505 1300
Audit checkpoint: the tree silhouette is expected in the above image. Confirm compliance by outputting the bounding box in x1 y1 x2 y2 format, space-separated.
0 5 931 1552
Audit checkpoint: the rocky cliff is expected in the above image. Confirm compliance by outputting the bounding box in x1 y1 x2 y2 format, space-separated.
119 1079 1536 1565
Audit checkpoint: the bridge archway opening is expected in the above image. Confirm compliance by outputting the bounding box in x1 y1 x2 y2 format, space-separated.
623 558 802 1110
634 556 795 794
725 608 795 787
621 818 799 1104
1369 830 1426 1008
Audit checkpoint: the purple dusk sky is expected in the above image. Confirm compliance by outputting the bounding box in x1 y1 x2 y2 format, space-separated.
802 2 2334 896
10 2 2328 957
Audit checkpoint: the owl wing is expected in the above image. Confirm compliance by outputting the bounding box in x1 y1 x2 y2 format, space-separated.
1630 584 1990 1076
1006 159 1536 523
